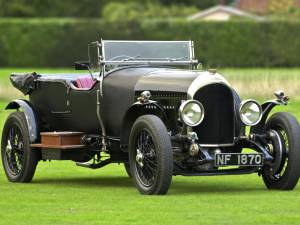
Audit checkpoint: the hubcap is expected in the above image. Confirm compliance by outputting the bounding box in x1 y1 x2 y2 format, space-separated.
266 127 289 180
6 140 12 155
136 149 144 167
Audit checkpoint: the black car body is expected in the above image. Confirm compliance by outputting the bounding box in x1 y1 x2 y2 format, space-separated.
2 40 300 194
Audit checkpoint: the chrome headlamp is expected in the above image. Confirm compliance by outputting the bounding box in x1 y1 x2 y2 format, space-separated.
239 100 262 126
179 100 204 127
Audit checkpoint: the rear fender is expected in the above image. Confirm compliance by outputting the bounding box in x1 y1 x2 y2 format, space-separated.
5 99 38 143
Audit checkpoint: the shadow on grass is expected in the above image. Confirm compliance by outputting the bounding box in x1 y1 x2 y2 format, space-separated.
33 176 133 188
170 181 265 195
32 175 266 194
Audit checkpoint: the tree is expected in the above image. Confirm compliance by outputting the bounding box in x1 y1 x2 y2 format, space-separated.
0 0 35 17
102 1 197 21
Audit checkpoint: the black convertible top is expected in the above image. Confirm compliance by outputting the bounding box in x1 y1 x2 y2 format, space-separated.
10 72 39 95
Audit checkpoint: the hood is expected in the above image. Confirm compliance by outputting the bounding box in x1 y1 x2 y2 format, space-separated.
101 66 231 137
135 68 230 98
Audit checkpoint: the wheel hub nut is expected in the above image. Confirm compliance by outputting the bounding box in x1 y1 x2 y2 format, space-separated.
136 149 144 167
189 143 199 156
6 140 12 154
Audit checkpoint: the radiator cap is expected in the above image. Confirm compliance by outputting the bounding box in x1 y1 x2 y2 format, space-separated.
208 69 217 75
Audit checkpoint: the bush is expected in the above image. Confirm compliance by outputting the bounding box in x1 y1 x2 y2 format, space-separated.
0 0 109 17
102 2 198 21
0 19 300 67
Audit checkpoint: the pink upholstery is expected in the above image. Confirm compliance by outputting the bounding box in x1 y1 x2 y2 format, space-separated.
76 76 96 89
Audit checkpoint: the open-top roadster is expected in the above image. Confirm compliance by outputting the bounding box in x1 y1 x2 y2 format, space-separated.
2 40 300 194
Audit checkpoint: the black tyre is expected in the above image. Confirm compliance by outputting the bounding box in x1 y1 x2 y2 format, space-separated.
262 112 300 190
1 112 39 182
124 162 131 177
128 115 173 195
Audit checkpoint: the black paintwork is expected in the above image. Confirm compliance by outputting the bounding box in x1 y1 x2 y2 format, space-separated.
9 65 245 162
6 64 288 178
29 66 199 139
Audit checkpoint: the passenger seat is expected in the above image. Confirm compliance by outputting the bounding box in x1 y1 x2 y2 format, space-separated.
75 76 96 89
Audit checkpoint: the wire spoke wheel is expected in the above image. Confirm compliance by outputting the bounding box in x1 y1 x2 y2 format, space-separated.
135 129 157 187
262 112 300 190
5 125 25 176
1 112 39 183
268 128 289 181
129 115 173 195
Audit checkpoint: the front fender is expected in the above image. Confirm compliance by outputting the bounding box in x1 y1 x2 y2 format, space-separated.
120 102 167 149
5 99 38 143
250 100 284 134
251 91 289 134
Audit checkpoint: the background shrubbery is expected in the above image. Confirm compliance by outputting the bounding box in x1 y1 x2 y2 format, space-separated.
0 19 300 67
0 0 234 18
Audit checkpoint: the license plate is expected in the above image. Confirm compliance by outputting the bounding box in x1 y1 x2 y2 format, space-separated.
215 153 263 167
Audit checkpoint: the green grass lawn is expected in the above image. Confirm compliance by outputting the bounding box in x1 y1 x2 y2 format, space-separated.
0 68 300 225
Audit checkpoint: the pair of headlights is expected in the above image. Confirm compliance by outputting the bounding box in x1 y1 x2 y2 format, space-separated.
179 99 262 127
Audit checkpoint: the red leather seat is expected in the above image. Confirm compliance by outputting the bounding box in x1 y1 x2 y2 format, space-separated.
76 76 96 89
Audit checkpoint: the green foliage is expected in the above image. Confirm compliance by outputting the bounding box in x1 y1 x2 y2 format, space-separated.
102 2 143 22
0 19 300 67
0 0 109 17
159 0 235 9
102 2 198 21
0 0 200 18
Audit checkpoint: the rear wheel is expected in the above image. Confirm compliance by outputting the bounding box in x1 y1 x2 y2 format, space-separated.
128 115 173 195
262 112 300 190
1 112 39 182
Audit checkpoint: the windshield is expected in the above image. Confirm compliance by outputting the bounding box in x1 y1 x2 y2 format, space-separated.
102 40 195 65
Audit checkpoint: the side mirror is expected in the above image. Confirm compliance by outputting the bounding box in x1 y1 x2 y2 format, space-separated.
74 61 90 70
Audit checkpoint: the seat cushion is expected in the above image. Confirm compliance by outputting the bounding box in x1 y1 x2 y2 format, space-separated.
76 76 96 89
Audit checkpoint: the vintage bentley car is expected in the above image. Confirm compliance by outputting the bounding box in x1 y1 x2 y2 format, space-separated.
1 40 300 195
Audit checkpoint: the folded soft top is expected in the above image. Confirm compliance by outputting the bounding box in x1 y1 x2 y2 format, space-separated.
10 72 39 95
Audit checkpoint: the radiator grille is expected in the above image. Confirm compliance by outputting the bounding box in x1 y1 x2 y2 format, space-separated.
193 84 235 145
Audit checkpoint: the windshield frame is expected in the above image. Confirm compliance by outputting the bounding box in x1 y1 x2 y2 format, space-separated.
100 40 198 66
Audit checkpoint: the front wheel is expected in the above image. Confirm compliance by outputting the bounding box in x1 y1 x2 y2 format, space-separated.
262 112 300 190
128 115 173 195
1 112 39 182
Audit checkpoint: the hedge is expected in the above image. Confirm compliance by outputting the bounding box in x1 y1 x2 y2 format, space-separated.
0 18 300 67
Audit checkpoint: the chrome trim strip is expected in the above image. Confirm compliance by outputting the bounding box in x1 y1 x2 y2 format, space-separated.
199 143 235 147
103 40 192 43
187 72 231 99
